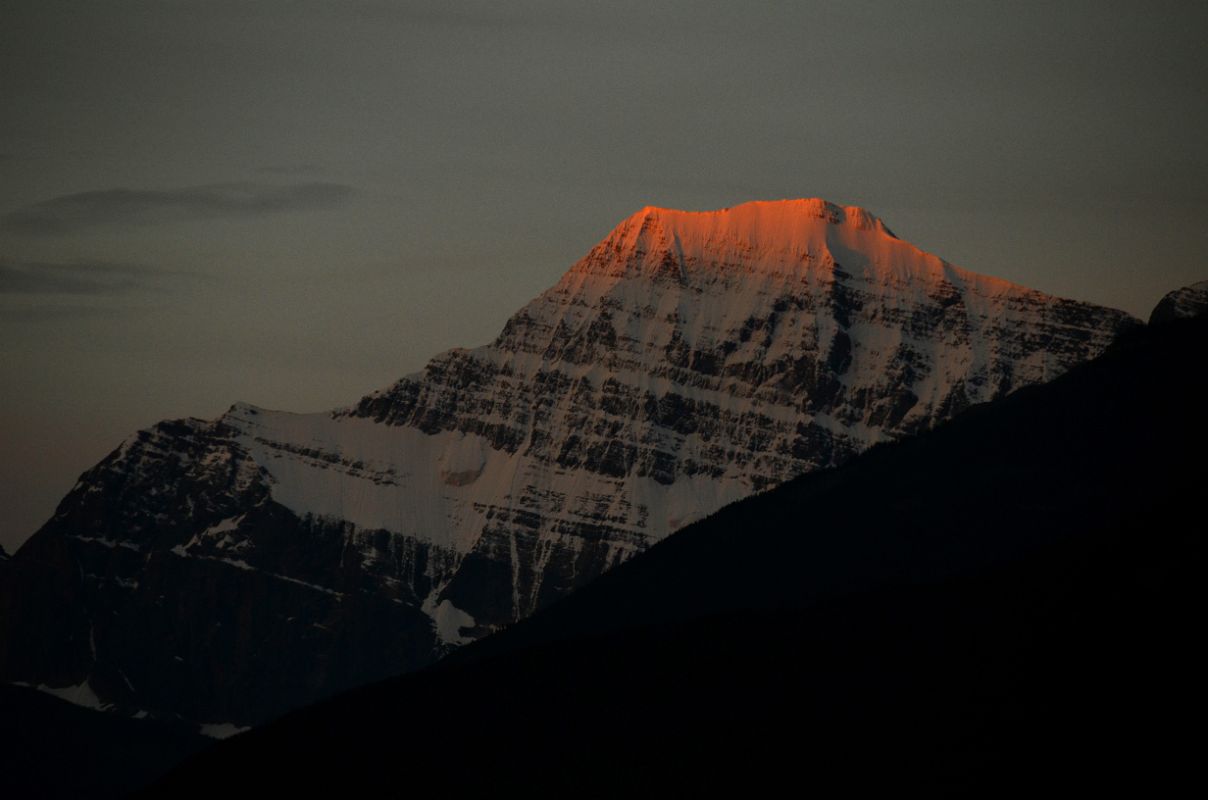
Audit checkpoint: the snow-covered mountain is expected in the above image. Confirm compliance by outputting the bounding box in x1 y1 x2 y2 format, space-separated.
0 199 1138 729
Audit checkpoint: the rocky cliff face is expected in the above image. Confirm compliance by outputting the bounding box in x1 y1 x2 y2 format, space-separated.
0 199 1138 728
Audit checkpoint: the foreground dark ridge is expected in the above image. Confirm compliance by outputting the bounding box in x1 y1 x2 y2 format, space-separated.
149 313 1207 796
0 685 206 798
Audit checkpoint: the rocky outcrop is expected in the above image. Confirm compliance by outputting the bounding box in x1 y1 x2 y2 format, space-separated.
0 199 1139 728
1150 279 1208 324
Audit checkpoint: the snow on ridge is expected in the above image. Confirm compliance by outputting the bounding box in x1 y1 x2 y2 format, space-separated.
574 199 1067 302
631 198 888 231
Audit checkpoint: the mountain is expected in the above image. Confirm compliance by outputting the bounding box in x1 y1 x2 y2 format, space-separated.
0 199 1137 729
147 311 1208 797
1150 278 1208 323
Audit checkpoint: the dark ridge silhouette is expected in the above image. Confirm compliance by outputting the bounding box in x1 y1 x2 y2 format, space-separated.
0 685 206 798
145 314 1207 796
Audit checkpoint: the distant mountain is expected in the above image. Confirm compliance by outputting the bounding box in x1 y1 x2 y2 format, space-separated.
148 310 1208 797
1150 278 1208 323
0 199 1136 729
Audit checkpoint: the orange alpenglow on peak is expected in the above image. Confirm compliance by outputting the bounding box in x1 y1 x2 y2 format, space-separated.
631 198 895 238
596 198 904 265
574 198 1020 294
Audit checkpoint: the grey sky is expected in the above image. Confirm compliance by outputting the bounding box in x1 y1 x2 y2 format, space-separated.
2 0 1206 552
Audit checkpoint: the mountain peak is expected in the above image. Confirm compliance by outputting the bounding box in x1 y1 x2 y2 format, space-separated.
1149 279 1208 325
629 198 895 238
573 199 1028 296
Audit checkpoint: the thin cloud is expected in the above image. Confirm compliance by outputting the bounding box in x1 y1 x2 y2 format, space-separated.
0 304 125 322
2 182 354 235
0 258 174 295
255 164 325 176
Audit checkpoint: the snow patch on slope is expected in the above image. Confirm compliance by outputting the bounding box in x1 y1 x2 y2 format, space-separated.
199 722 251 739
15 678 113 711
422 595 477 646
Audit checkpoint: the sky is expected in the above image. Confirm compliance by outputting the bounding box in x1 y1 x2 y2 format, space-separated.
2 0 1206 552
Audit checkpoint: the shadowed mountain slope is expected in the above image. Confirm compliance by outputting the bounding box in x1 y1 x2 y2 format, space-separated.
0 685 207 798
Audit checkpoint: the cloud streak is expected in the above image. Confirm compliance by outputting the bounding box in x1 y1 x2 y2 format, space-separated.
0 258 175 295
255 164 325 176
2 182 354 235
